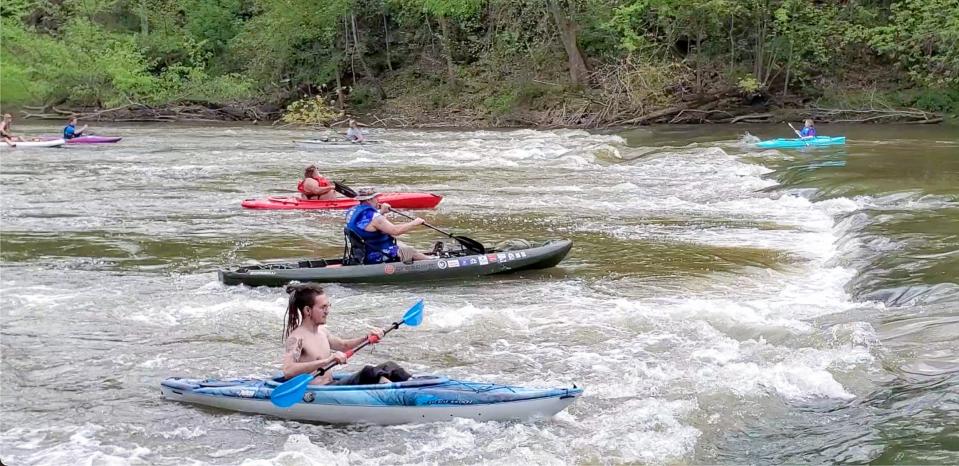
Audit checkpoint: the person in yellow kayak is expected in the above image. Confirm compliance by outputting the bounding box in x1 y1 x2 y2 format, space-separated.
297 165 337 200
281 283 411 386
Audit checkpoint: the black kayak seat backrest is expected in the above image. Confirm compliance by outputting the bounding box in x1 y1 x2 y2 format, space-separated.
343 227 368 265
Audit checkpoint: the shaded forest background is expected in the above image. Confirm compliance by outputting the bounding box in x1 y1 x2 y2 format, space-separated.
1 0 957 126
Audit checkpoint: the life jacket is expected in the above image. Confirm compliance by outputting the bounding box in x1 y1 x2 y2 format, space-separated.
800 127 816 137
297 175 331 198
63 123 78 139
345 204 397 264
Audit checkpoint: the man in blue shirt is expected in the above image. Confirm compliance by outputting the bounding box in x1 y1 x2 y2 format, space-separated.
344 189 430 264
63 116 88 140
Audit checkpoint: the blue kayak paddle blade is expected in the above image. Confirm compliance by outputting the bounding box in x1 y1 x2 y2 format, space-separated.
403 299 425 327
269 372 314 408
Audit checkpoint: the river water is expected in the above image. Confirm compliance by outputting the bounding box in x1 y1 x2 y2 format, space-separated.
1 122 956 464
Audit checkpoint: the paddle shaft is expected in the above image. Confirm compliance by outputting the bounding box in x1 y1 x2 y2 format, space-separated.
389 208 485 254
316 321 401 376
787 122 810 146
388 208 452 237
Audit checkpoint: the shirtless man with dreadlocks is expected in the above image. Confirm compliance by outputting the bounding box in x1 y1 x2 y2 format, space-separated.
281 284 411 385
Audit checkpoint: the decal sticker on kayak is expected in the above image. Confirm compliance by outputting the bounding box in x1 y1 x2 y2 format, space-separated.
458 258 471 267
478 256 489 265
248 271 276 275
497 253 508 262
507 253 516 261
520 251 528 258
413 262 430 272
447 260 460 268
384 264 396 275
486 254 498 263
239 389 256 398
437 260 448 270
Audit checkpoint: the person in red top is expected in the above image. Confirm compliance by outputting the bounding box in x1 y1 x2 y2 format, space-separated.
298 165 337 200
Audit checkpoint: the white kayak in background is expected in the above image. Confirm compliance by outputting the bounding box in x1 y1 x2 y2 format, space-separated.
2 139 66 149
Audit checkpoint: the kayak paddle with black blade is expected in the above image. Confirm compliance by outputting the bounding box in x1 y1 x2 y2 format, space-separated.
333 180 357 198
388 208 486 255
269 299 425 408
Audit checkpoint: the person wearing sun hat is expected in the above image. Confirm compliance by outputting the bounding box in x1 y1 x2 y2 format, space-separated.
344 188 431 264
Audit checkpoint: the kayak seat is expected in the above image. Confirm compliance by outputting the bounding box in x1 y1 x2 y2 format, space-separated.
266 374 449 389
297 259 329 268
343 228 400 266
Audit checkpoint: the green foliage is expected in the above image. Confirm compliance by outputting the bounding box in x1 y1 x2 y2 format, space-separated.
737 75 761 94
482 89 517 117
281 95 342 124
868 0 959 88
1 0 957 116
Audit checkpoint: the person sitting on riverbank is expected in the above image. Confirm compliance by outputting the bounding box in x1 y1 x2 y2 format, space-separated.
799 119 816 138
63 116 88 140
1 113 24 146
345 188 431 264
297 165 337 200
346 119 366 143
282 283 411 386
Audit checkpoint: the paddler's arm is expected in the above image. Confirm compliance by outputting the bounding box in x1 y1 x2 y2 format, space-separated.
281 335 347 378
328 328 386 351
369 214 424 236
303 179 334 197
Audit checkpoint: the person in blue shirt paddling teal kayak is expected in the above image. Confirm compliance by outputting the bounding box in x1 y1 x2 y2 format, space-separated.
63 116 88 140
799 119 816 138
281 284 411 386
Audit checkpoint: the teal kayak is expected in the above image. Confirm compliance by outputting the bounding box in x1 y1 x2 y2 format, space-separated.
755 136 846 149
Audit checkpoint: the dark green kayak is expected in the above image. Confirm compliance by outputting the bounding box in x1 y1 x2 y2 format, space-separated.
218 239 572 287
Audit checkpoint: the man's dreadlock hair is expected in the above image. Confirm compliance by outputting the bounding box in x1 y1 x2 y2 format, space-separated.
283 283 326 341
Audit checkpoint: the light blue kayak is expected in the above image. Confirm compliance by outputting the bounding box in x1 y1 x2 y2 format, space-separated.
161 374 582 424
755 136 846 149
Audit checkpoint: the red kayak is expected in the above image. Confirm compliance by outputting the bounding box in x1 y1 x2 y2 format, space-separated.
242 193 443 210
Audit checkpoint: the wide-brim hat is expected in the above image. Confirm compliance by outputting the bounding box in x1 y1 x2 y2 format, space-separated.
355 188 380 201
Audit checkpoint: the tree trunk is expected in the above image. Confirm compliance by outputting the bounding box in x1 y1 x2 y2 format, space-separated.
343 16 356 85
335 68 345 110
352 13 388 100
436 15 457 84
547 0 589 86
139 0 149 35
383 12 393 71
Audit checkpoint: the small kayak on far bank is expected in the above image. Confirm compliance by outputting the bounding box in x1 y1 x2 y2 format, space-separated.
295 139 383 148
161 374 582 425
2 139 66 149
755 136 846 149
241 192 442 210
41 135 123 144
67 136 122 144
